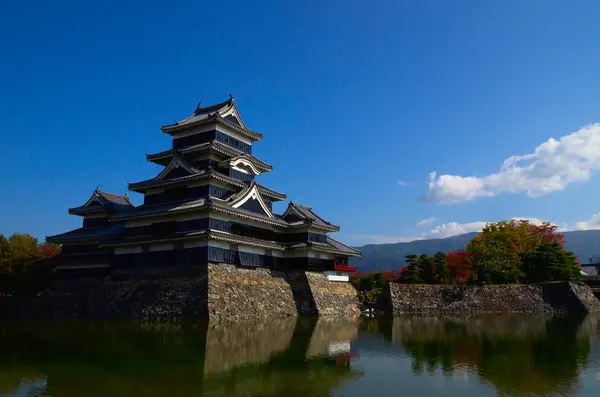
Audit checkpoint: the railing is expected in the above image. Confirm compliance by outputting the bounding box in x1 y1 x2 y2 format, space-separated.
334 264 357 273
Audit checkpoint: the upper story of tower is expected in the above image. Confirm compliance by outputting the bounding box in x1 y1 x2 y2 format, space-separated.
161 96 262 154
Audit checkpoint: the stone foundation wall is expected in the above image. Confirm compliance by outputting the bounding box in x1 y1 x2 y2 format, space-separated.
207 263 297 323
384 281 600 315
21 264 361 320
305 272 360 316
23 266 209 320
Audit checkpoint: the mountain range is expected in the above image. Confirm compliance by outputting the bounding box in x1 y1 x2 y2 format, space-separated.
349 230 600 272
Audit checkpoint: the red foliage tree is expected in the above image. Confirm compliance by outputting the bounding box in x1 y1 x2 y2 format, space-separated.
38 243 61 259
446 250 474 284
533 221 565 246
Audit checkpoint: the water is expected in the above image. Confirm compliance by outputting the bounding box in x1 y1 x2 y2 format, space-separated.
1 315 600 397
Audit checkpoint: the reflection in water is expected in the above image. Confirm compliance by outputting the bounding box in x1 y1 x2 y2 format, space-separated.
0 315 599 397
383 315 594 397
203 317 362 397
204 317 297 374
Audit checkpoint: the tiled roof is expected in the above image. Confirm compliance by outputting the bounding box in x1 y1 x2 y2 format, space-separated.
161 99 232 130
256 184 286 201
219 154 273 173
110 198 209 220
283 203 340 231
68 188 134 215
146 142 272 171
160 97 262 141
325 236 361 256
47 224 124 243
284 237 360 256
128 168 246 192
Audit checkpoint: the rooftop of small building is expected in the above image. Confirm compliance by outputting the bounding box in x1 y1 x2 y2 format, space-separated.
68 187 134 215
283 202 340 231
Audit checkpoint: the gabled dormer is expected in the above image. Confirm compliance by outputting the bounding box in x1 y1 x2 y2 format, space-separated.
225 181 274 218
68 187 134 228
129 151 205 193
68 187 133 216
154 151 199 180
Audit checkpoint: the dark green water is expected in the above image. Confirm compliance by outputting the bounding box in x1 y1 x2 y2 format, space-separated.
1 315 599 397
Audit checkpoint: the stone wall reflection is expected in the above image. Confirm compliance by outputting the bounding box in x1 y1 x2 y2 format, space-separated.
390 315 593 397
202 317 362 397
204 317 297 374
306 317 359 359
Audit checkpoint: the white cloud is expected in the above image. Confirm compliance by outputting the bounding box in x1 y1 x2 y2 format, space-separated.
425 221 489 238
416 217 436 227
424 123 600 203
573 213 600 231
346 213 599 246
397 180 409 187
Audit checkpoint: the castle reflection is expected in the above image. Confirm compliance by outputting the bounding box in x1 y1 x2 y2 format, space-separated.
0 314 599 397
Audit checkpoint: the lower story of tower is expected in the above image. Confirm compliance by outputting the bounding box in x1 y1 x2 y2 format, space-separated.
53 238 357 281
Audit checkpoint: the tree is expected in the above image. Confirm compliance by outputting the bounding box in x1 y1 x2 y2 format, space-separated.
467 220 566 284
476 243 523 284
468 220 564 263
522 243 581 283
403 254 422 284
419 254 435 284
446 250 474 284
433 252 450 284
0 233 60 296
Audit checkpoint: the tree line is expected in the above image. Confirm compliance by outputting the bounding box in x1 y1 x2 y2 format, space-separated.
0 233 60 296
351 220 582 299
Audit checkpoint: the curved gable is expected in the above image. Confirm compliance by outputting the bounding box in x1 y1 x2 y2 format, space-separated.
228 183 274 218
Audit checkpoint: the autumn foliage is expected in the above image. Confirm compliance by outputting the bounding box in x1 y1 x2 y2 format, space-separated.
445 250 474 284
0 233 61 296
354 220 580 297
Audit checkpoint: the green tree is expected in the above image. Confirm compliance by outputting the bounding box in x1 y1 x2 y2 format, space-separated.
433 252 450 284
358 276 374 291
476 243 523 284
0 233 59 296
418 254 435 284
522 243 581 283
404 254 422 284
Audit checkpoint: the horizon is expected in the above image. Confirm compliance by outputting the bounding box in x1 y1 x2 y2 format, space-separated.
2 1 600 246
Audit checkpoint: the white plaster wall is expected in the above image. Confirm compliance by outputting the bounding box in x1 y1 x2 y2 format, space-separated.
323 271 350 282
238 245 266 255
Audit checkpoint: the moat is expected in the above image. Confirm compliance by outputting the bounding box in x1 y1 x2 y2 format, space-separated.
2 315 600 397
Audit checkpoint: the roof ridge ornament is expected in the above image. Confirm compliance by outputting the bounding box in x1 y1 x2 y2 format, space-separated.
195 101 202 112
229 93 233 101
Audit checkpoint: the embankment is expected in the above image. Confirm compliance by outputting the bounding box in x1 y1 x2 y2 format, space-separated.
18 264 360 320
381 281 600 314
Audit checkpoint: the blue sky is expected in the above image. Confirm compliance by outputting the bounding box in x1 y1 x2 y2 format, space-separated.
2 0 600 246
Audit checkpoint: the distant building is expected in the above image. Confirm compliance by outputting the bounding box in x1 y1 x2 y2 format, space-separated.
582 256 600 276
47 97 360 281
